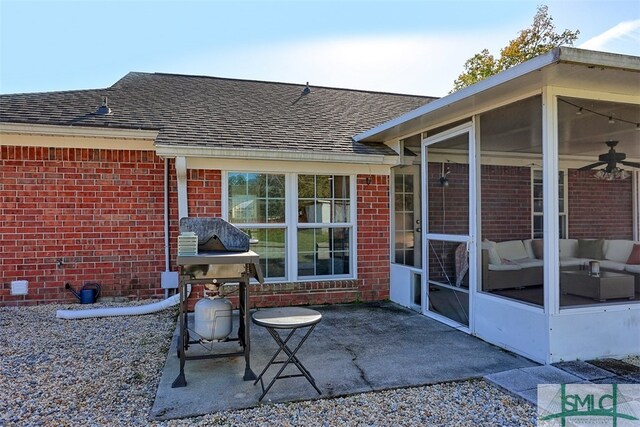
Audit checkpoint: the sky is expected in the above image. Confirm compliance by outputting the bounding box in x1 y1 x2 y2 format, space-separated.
1 0 639 97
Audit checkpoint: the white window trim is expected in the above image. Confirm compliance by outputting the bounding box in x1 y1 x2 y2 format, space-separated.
224 171 357 282
293 173 356 281
531 168 568 239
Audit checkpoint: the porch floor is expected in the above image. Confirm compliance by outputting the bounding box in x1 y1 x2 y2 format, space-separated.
152 301 537 420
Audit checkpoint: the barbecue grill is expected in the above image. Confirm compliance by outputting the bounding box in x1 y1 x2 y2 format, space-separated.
172 217 263 388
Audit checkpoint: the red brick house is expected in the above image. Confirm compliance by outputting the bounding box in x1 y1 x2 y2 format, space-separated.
2 48 639 363
0 73 433 307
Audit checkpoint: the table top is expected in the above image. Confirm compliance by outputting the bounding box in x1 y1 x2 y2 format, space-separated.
252 307 322 329
561 270 633 279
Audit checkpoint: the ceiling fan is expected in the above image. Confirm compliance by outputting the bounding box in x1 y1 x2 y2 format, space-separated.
578 141 640 172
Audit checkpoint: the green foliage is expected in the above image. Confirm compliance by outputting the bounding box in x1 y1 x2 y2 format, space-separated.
452 5 579 92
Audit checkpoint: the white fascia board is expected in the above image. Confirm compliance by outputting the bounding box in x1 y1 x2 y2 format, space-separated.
155 144 399 165
353 50 560 143
0 122 159 140
557 46 640 71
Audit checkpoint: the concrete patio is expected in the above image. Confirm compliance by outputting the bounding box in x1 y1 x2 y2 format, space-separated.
152 302 537 420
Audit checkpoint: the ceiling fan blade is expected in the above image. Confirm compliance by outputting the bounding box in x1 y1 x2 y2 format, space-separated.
621 161 640 169
578 161 605 171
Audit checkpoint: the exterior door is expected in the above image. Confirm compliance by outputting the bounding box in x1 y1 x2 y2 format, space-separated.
389 165 422 311
422 123 476 330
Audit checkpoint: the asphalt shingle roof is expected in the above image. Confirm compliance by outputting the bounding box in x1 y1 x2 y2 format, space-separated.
0 72 436 156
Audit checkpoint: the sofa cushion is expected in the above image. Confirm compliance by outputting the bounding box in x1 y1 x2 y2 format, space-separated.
488 263 523 271
531 239 544 259
605 240 634 263
514 258 543 268
625 264 640 274
523 239 535 259
496 240 529 261
577 239 605 260
626 244 640 265
599 260 626 271
482 239 502 265
559 239 578 257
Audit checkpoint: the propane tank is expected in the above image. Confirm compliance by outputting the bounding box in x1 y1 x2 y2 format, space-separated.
194 282 232 341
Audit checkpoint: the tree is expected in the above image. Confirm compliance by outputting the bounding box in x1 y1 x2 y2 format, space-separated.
452 5 579 92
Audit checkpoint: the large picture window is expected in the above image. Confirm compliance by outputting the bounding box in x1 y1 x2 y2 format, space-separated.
226 172 354 281
297 175 351 277
228 172 286 279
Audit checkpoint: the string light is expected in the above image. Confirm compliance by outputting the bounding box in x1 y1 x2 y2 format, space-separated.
559 98 639 128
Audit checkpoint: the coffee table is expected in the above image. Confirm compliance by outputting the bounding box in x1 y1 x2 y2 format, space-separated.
561 270 635 301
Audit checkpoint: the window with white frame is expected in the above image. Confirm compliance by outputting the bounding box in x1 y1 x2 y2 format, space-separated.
532 169 567 238
228 172 287 279
226 172 354 281
297 175 351 277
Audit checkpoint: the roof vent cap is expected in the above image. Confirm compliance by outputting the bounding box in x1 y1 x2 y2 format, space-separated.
95 96 112 115
302 82 311 95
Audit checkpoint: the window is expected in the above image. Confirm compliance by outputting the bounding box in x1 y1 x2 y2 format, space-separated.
297 175 351 277
392 167 419 267
228 172 286 279
226 172 354 281
532 169 567 239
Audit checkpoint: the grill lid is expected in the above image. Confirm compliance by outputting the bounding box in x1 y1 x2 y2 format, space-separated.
179 217 250 252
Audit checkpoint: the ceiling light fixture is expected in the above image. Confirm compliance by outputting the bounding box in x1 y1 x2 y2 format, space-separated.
594 168 630 181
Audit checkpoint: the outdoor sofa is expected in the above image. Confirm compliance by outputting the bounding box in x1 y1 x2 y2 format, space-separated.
482 238 640 292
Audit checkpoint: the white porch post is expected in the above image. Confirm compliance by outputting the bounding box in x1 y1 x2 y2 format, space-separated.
633 171 640 241
542 88 560 362
175 156 189 220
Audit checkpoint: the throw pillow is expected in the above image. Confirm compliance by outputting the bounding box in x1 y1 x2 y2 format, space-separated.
627 244 640 265
577 239 605 260
531 239 544 259
482 239 502 265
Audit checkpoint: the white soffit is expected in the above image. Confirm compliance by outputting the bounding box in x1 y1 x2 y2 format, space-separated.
355 48 640 143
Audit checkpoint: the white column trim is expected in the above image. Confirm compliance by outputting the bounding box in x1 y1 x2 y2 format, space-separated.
542 90 560 310
634 171 640 241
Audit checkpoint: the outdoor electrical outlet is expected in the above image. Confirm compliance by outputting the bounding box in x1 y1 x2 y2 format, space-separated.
10 280 28 296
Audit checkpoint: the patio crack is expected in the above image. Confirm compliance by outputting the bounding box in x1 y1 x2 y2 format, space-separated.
345 345 373 388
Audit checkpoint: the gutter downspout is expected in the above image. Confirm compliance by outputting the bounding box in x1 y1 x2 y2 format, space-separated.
164 157 170 299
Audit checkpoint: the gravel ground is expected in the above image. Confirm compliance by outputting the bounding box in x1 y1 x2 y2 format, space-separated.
0 302 547 426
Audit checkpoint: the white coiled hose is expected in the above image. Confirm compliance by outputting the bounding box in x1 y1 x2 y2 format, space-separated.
56 285 191 320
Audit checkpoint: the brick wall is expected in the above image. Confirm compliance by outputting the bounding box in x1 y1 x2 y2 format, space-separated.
356 174 390 301
1 146 171 305
481 165 532 241
1 152 390 308
568 169 633 239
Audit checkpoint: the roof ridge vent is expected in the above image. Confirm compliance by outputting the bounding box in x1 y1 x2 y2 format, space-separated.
95 96 112 115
